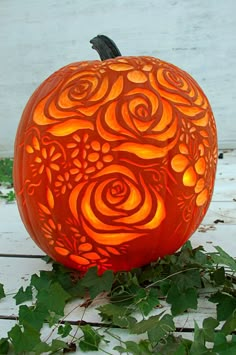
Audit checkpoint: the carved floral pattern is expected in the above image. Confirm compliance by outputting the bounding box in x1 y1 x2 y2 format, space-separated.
14 56 217 272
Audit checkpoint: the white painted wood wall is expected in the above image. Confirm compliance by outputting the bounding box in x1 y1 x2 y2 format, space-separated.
1 0 236 157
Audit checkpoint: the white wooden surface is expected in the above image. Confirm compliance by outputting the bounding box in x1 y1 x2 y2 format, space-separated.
1 0 236 157
0 150 235 353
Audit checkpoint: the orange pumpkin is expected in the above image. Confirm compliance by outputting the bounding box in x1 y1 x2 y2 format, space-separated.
14 35 217 273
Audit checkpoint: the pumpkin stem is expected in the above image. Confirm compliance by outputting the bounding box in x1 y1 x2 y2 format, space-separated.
90 35 122 61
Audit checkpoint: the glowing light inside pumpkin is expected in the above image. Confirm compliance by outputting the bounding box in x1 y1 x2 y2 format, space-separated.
14 54 217 273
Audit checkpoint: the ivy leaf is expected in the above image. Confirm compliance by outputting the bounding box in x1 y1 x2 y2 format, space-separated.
173 269 202 292
13 286 33 305
202 317 220 342
148 314 175 345
209 291 236 320
189 321 208 354
130 312 165 334
46 312 61 327
0 283 5 300
30 272 52 291
50 339 70 352
134 288 160 316
0 158 13 185
211 266 225 286
58 322 73 338
32 342 52 354
221 312 236 335
33 339 70 353
79 325 103 351
212 333 236 355
41 255 53 263
98 303 136 328
211 246 236 272
8 324 41 353
0 338 9 354
155 335 191 355
166 284 198 316
19 304 49 331
37 282 71 316
80 267 114 299
114 340 152 355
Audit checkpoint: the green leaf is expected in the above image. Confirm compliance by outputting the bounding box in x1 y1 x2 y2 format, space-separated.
211 267 225 285
41 254 53 263
130 312 165 334
13 286 33 305
173 269 202 292
6 190 15 202
194 249 211 267
33 341 52 354
0 283 5 300
37 282 71 316
34 339 70 353
46 312 61 327
0 338 9 354
148 314 175 344
114 340 152 355
98 303 136 328
79 325 102 351
8 324 41 353
202 317 220 342
135 288 160 316
30 272 52 291
181 240 193 251
167 284 198 316
212 333 236 355
58 322 73 338
155 335 191 355
221 312 236 335
0 158 13 185
19 304 49 331
50 339 70 352
80 267 114 299
209 291 236 320
189 321 208 354
211 246 236 272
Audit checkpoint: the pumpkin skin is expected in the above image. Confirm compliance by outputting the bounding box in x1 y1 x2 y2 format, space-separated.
14 40 217 273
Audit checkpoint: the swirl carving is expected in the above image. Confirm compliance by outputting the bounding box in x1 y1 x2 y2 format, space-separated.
14 56 217 272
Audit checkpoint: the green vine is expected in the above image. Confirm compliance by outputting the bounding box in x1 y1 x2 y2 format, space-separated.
0 158 15 202
0 243 235 354
0 159 236 353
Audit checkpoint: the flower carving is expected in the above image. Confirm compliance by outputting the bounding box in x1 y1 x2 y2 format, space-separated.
69 164 166 245
26 136 62 182
171 143 208 206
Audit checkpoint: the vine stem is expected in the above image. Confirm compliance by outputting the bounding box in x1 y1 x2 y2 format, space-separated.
145 267 201 289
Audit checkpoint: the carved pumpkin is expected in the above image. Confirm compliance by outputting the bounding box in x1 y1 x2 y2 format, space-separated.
14 35 217 273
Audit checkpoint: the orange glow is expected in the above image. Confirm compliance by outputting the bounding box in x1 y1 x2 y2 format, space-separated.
127 70 148 83
113 139 179 159
47 119 94 136
196 188 208 206
195 157 206 175
14 53 217 273
183 167 197 187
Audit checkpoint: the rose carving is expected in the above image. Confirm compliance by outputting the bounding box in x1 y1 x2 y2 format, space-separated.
69 164 166 245
97 87 179 160
32 63 124 136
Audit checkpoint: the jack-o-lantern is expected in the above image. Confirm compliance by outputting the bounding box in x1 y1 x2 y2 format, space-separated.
14 35 217 273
